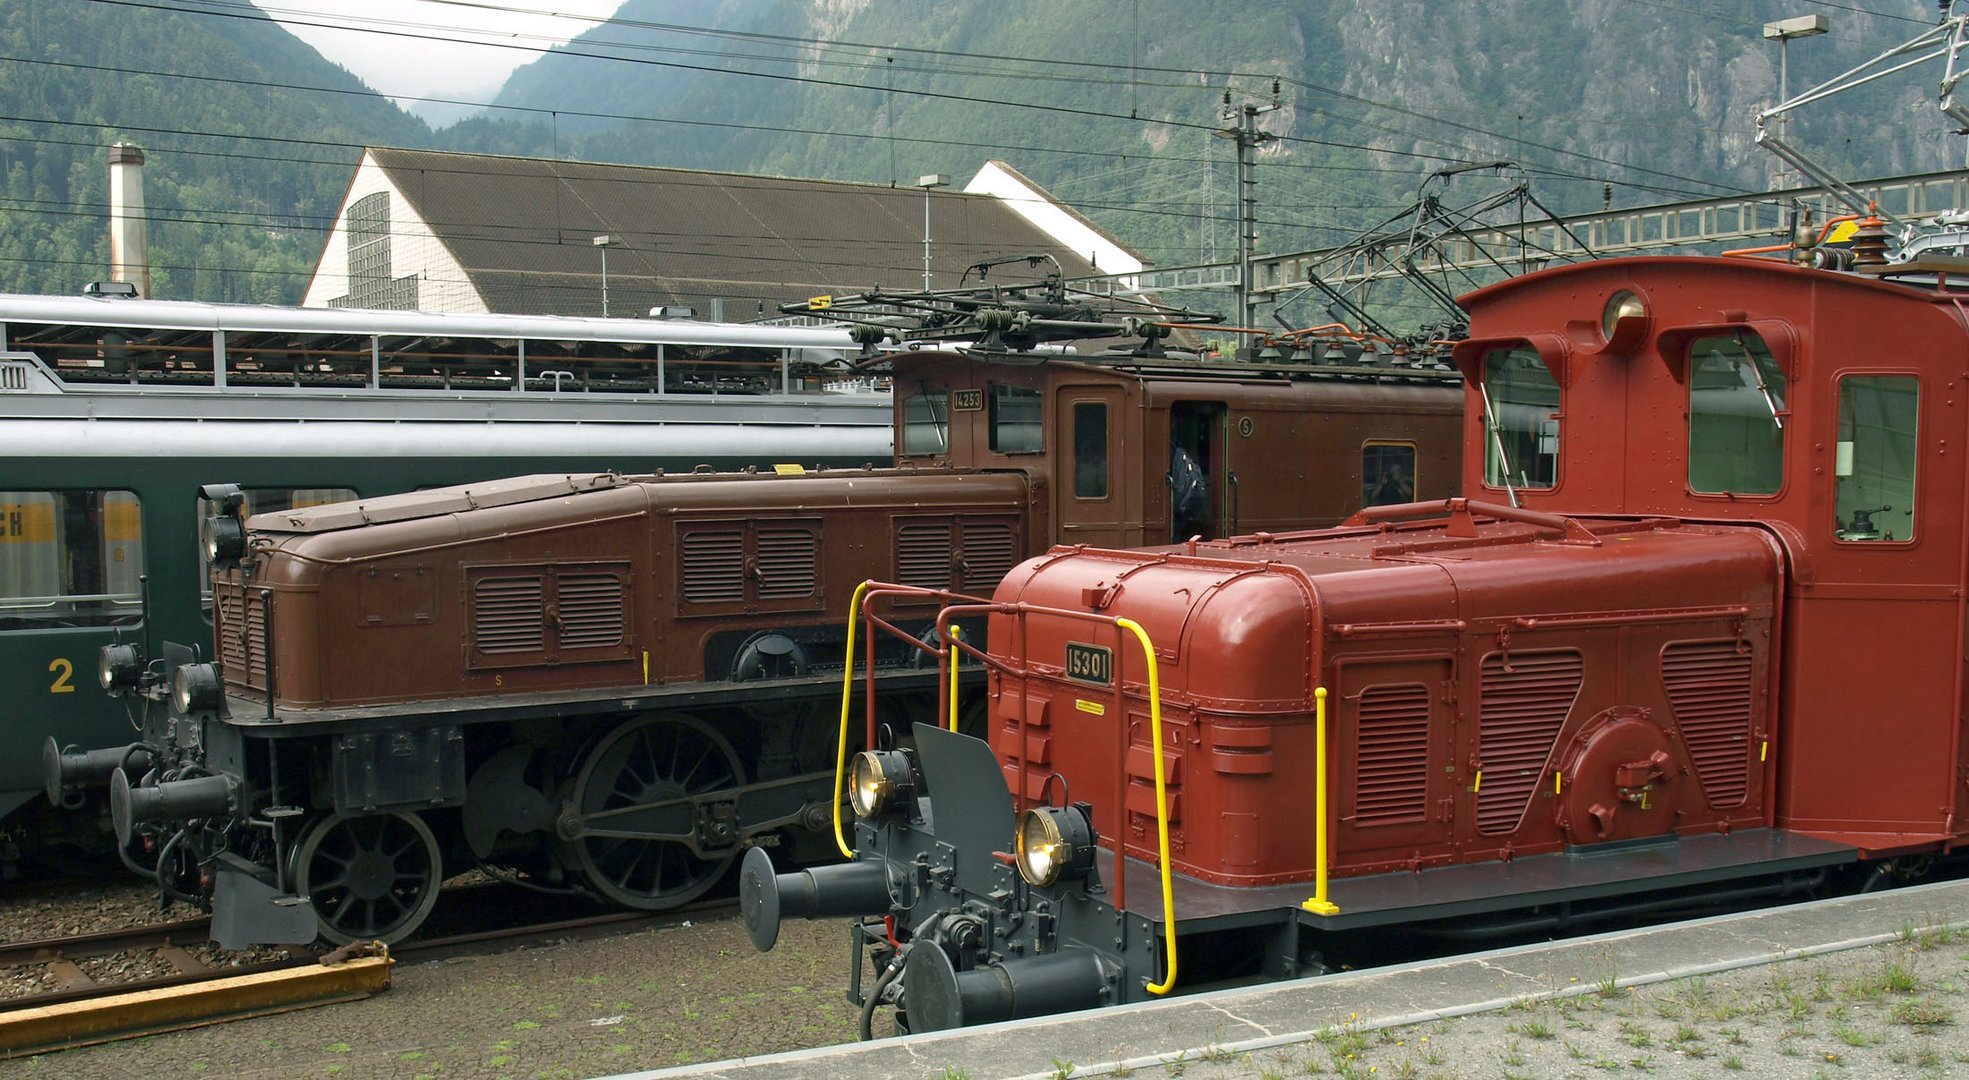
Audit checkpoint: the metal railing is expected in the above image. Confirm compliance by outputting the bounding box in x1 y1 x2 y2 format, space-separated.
830 581 1182 996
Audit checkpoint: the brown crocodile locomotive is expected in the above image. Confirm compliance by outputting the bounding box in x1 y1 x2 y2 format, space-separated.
59 285 1463 946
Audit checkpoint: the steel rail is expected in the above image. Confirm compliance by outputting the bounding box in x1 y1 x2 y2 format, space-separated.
0 896 741 1016
0 917 214 968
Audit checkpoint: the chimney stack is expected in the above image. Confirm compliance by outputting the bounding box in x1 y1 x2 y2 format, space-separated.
108 143 150 299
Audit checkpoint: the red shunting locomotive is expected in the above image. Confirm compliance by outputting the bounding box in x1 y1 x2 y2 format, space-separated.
744 248 1969 1033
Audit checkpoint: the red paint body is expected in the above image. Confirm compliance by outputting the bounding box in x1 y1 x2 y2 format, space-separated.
982 255 1969 898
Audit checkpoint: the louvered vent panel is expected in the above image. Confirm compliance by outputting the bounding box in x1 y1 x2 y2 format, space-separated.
755 528 818 599
474 577 545 653
682 530 745 603
896 523 954 588
1661 641 1753 808
960 523 1017 588
214 582 268 688
556 573 624 649
1477 651 1583 834
1354 684 1432 826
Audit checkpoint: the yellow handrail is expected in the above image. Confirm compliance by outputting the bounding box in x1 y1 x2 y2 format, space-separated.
830 579 873 859
1117 617 1177 996
1301 686 1339 915
947 639 960 732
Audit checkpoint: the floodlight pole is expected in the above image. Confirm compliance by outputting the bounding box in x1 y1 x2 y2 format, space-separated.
1764 15 1829 189
593 234 617 316
917 174 950 291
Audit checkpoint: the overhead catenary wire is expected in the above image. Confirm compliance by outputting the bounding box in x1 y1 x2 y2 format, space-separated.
96 0 1750 198
10 0 1938 300
31 0 1811 230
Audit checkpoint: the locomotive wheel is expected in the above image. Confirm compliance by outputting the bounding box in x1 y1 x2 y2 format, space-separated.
566 713 745 910
292 810 443 946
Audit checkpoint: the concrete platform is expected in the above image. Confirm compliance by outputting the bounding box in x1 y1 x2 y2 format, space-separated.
616 878 1969 1080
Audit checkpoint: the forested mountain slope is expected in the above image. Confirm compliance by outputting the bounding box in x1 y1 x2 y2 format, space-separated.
0 1 426 301
2 0 1946 302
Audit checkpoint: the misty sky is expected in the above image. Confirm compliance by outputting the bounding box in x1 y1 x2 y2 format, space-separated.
249 0 629 106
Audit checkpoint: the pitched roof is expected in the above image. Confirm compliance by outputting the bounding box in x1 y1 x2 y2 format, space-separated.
365 148 1132 318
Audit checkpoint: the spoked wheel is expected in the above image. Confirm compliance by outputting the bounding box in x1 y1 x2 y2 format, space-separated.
292 810 443 945
565 713 744 910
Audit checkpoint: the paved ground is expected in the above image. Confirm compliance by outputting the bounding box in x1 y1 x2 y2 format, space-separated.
629 879 1969 1080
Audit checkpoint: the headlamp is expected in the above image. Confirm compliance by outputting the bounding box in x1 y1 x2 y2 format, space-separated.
1600 289 1648 350
99 643 143 694
205 515 246 570
201 483 248 571
171 662 224 715
848 749 916 818
1014 804 1096 887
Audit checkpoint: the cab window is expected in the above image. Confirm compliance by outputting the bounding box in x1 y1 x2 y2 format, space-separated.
901 391 948 455
1481 348 1559 490
1363 441 1418 507
1688 333 1786 496
198 488 356 602
989 386 1042 453
0 490 143 630
1073 401 1109 498
1834 375 1918 543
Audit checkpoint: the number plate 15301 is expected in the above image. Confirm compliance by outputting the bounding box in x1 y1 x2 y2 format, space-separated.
1065 642 1111 685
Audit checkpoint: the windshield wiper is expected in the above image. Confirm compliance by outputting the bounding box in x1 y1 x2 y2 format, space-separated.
1732 340 1784 431
1479 380 1522 509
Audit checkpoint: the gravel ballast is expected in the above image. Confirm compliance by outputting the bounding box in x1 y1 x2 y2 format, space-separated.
14 911 855 1077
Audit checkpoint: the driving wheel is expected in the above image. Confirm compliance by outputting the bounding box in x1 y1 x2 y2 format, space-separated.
565 713 745 909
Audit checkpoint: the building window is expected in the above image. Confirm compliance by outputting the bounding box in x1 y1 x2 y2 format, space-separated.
1688 333 1786 496
329 192 419 310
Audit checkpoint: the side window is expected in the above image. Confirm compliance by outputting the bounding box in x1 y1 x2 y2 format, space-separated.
198 488 356 602
901 391 949 455
1481 348 1559 491
1835 375 1919 542
1362 441 1418 507
1073 401 1109 499
0 490 143 631
1688 333 1786 496
989 385 1043 453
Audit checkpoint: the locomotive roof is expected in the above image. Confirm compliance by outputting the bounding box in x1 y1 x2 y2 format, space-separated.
246 472 634 532
244 462 965 534
1041 506 1782 634
1457 252 1961 311
885 343 1460 386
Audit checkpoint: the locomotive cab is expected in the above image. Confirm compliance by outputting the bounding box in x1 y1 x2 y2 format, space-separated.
1454 255 1966 852
889 348 1459 550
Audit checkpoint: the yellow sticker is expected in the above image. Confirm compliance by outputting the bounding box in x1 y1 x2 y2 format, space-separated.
807 295 833 310
1075 699 1105 716
772 463 807 476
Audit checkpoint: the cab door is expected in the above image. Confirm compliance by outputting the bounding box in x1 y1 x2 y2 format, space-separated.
1169 401 1227 541
1057 387 1130 547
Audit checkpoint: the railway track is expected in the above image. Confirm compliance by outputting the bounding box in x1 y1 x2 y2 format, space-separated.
0 894 740 1056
